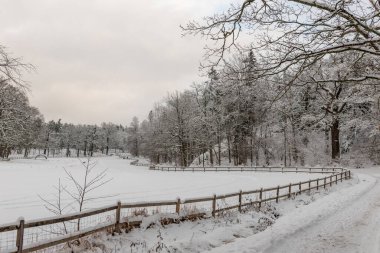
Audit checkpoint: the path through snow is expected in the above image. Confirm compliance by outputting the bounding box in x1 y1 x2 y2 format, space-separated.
209 168 380 253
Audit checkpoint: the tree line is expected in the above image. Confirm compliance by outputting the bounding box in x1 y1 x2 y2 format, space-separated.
127 50 379 167
0 47 140 159
125 0 379 167
0 88 129 158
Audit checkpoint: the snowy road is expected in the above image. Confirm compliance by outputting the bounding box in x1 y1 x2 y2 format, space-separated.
209 168 380 253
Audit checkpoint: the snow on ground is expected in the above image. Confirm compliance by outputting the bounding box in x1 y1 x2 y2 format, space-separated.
0 157 323 224
209 168 380 253
64 170 360 253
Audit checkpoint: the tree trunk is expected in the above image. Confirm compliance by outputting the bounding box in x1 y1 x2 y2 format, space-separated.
217 134 221 166
264 127 270 165
209 147 214 165
180 143 187 167
44 133 50 155
202 148 205 167
325 128 330 155
106 137 109 155
134 139 139 157
291 120 298 164
255 128 259 166
84 141 87 156
90 142 94 157
284 129 287 167
66 145 71 157
331 119 340 160
250 134 253 166
227 133 231 164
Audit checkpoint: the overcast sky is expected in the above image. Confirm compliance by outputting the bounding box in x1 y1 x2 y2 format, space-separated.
0 0 226 125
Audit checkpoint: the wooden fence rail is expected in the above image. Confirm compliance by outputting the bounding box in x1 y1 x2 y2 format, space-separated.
0 167 351 253
148 165 344 174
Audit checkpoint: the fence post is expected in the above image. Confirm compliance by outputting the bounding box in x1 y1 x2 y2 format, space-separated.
308 180 311 193
16 217 25 253
324 177 326 189
336 175 338 184
115 201 121 233
330 175 333 187
288 184 292 198
259 188 263 208
317 179 319 190
276 186 280 203
238 190 242 212
299 182 301 194
212 194 216 217
340 173 343 182
176 198 181 215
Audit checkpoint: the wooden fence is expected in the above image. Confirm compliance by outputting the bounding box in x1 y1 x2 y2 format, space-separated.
0 166 351 253
6 152 107 161
148 165 344 174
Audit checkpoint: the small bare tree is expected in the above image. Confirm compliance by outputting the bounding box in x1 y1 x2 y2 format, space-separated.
40 157 112 232
64 156 112 231
39 179 70 235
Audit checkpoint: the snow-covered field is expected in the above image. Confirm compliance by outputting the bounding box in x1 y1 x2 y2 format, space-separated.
2 157 378 253
0 157 324 224
64 169 380 253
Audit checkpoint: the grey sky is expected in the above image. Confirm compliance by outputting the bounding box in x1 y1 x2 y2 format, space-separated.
0 0 225 125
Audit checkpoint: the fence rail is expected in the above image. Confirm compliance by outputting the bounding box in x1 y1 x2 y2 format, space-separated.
6 153 107 161
149 165 344 174
0 166 351 253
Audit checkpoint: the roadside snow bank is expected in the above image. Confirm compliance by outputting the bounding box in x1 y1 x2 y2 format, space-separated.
63 173 359 253
209 173 375 253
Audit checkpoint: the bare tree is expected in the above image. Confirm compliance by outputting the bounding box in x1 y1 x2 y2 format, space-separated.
183 0 380 88
0 45 33 89
41 157 112 233
39 179 70 235
64 157 112 231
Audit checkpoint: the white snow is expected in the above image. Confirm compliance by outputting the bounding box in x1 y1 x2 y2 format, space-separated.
2 157 377 253
58 168 380 253
64 170 362 253
0 157 323 224
209 168 380 253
